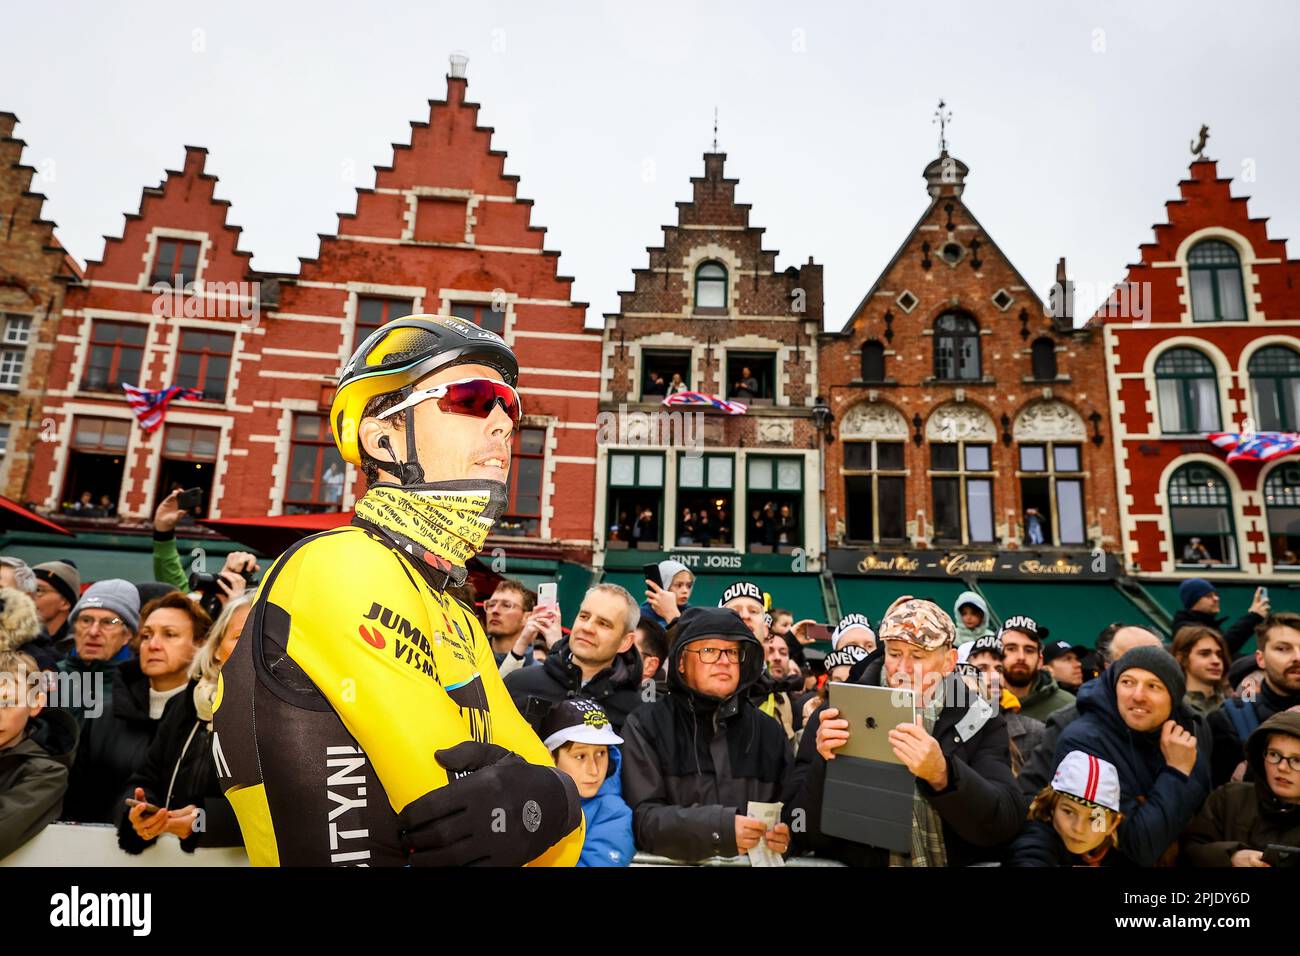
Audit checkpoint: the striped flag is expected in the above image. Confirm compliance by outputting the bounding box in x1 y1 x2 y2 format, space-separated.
661 390 748 415
1209 431 1300 463
122 384 204 432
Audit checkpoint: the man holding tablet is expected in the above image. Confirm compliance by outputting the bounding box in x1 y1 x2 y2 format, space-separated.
782 596 1026 866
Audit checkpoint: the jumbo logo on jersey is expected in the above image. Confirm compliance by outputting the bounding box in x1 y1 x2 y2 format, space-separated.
358 625 385 649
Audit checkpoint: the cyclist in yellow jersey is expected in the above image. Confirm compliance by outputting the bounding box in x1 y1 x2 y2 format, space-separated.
212 315 584 866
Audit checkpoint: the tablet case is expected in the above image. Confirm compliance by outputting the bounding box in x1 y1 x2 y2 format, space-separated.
822 756 916 853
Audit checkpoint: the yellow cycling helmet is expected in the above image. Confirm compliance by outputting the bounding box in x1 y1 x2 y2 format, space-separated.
330 314 519 467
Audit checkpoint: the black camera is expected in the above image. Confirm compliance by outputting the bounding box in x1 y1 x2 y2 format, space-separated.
189 568 255 621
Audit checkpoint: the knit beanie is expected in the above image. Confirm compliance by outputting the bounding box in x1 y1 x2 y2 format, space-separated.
70 578 141 634
33 560 81 606
1113 645 1185 710
1179 578 1215 610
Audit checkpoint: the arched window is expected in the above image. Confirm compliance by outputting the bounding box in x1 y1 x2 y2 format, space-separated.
1249 346 1300 432
861 340 885 382
933 312 980 381
1265 464 1300 569
1169 463 1237 568
694 261 728 310
1155 348 1220 434
1031 337 1057 381
1188 240 1246 322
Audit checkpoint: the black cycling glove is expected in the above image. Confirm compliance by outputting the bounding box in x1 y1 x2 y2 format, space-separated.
398 741 581 866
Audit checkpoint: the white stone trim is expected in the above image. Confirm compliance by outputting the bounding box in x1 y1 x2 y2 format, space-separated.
682 245 743 318
134 227 212 291
1150 453 1249 575
1141 336 1237 433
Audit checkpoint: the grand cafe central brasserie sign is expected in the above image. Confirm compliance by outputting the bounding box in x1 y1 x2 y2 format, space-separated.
826 548 1118 580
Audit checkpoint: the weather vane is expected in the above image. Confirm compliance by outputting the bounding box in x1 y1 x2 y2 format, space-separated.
933 99 952 153
712 107 719 152
1190 124 1210 159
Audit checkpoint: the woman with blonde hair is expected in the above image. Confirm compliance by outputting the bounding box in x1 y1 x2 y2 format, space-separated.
1172 625 1230 716
118 593 253 855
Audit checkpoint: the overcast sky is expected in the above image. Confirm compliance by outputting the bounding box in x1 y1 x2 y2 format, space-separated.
7 1 1299 330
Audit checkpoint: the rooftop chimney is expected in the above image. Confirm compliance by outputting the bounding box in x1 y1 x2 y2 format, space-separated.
449 52 468 78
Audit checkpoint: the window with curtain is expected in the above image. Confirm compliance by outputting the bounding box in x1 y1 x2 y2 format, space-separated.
1188 239 1246 322
1249 346 1300 432
1265 465 1300 569
694 262 728 310
1155 348 1220 434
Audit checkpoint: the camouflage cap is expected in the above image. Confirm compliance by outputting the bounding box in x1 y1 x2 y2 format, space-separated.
877 595 956 651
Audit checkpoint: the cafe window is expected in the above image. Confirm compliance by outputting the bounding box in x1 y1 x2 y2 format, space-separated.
156 425 220 519
1018 443 1086 545
62 417 131 515
1188 239 1246 322
285 413 346 515
641 348 692 399
450 301 506 337
747 456 803 552
498 426 545 538
861 340 885 383
176 329 234 403
1169 463 1237 568
83 320 147 392
726 351 776 403
676 453 734 548
931 442 994 544
1250 346 1300 433
843 440 906 543
355 296 413 343
1265 464 1300 570
694 261 728 310
934 311 981 381
150 238 201 287
1031 337 1057 381
607 452 664 549
1156 347 1220 434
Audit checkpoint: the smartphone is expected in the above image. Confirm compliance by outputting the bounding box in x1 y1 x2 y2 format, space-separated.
537 582 557 607
643 562 663 589
177 487 203 512
1262 844 1299 868
125 797 162 815
806 623 834 644
1260 586 1270 603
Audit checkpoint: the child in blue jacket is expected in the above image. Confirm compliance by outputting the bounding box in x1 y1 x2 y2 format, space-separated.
542 698 634 867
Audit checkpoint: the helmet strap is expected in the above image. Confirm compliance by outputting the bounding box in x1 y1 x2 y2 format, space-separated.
398 400 427 485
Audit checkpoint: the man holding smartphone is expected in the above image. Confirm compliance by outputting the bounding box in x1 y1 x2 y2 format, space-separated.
1171 579 1270 655
782 596 1025 866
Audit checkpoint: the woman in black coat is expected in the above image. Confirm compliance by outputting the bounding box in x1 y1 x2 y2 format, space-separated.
119 595 251 854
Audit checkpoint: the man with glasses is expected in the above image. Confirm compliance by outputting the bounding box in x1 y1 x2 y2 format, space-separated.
484 580 536 666
621 605 791 862
32 560 82 660
1185 709 1300 866
214 314 584 867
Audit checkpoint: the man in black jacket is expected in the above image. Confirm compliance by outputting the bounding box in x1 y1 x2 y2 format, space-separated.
621 606 791 861
1208 612 1300 786
505 584 644 732
783 596 1025 866
1171 578 1268 655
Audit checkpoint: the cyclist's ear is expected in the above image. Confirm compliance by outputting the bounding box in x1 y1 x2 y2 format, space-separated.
359 418 403 463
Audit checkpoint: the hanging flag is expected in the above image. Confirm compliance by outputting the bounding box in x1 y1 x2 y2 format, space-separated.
1209 431 1300 463
661 390 748 415
122 384 204 432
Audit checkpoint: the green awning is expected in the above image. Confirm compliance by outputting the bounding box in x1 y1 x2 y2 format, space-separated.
974 581 1156 649
0 530 260 586
834 577 977 627
601 570 828 623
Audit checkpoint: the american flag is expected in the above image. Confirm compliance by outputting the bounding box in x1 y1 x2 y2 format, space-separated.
1209 431 1300 463
122 384 204 432
661 391 748 415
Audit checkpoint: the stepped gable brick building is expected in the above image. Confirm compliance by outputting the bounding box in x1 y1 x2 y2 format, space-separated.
1090 156 1300 582
0 112 83 503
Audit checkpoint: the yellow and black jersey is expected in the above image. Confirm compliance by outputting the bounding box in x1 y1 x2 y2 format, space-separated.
211 524 583 866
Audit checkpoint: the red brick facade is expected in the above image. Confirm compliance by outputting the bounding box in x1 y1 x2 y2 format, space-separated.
0 113 81 503
1090 159 1300 579
819 152 1120 555
24 73 601 561
598 153 825 564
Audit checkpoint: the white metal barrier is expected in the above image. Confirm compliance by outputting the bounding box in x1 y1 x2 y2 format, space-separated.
1 823 249 867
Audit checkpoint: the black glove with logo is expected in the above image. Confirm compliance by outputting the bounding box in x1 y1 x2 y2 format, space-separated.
398 741 581 866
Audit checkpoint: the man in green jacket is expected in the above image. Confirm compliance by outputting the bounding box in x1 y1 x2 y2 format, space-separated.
152 489 258 603
1000 615 1076 722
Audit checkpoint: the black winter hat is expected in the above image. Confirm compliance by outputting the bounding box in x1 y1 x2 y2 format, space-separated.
1113 645 1186 710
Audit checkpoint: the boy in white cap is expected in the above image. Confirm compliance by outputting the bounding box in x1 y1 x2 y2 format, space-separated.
1009 749 1124 866
542 698 633 867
